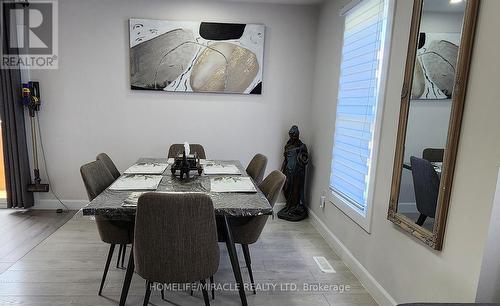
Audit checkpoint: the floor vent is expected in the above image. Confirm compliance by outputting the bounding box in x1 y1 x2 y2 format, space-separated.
313 256 336 273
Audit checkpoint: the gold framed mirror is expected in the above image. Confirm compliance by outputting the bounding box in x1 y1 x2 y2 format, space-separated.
387 0 480 250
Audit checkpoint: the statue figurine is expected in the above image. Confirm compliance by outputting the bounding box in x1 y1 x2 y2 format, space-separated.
277 125 309 222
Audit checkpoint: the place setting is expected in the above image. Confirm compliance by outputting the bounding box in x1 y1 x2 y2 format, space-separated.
117 144 258 209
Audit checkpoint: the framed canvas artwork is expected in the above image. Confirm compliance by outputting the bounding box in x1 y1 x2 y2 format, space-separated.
129 19 265 95
411 32 461 100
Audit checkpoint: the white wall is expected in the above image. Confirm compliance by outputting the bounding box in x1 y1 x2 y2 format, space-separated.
420 11 465 32
308 0 500 304
29 0 319 207
476 168 500 303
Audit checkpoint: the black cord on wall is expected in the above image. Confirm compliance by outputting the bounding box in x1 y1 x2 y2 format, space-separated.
35 114 70 212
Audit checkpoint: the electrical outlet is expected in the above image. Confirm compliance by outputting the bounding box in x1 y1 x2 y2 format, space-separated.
320 195 326 208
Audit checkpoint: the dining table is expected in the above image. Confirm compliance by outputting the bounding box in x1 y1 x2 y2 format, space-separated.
82 158 272 306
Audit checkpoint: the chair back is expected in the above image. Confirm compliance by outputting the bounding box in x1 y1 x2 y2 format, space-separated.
225 170 286 245
258 170 286 207
96 153 121 180
410 156 440 218
422 148 444 163
168 144 206 159
134 193 219 283
80 160 115 201
246 154 268 184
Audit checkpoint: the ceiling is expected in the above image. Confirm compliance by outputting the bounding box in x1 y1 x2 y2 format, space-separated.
211 0 469 9
214 0 323 5
423 0 467 13
208 0 467 10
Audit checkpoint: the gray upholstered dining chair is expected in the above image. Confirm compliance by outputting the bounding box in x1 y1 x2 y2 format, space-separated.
246 153 268 184
168 144 207 159
217 170 286 294
410 156 440 226
95 153 127 268
96 153 121 180
80 160 134 296
422 148 444 163
134 192 219 306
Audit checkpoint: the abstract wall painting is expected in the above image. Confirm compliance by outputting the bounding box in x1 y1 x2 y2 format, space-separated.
129 19 265 95
411 32 461 100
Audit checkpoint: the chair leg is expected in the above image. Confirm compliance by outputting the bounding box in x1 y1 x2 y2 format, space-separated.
416 214 427 226
209 276 215 300
99 244 115 296
121 244 126 268
242 244 256 294
200 279 210 306
223 216 248 306
116 244 123 268
119 249 135 306
143 281 152 306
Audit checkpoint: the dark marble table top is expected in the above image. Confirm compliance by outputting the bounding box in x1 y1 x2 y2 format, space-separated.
82 158 272 219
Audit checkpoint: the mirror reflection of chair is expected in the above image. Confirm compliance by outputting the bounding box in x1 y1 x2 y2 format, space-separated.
410 156 440 226
168 144 206 159
422 148 444 163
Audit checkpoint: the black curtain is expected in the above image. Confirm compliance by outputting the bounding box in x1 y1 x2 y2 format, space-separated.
0 4 34 208
0 68 34 208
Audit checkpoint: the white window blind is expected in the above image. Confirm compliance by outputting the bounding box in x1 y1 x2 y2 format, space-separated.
330 0 389 214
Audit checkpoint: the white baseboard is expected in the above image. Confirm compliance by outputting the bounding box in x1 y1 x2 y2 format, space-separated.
33 199 87 210
308 208 397 306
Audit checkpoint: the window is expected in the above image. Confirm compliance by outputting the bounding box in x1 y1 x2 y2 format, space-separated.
329 0 393 231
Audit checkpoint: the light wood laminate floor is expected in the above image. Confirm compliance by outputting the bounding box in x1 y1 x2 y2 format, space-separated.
0 209 75 274
0 211 376 306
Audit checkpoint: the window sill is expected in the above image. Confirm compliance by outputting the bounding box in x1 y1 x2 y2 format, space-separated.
328 189 372 233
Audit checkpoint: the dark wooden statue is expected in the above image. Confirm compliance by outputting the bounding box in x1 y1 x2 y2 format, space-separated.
277 125 309 221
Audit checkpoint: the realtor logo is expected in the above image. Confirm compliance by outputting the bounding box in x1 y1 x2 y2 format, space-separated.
1 0 58 69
